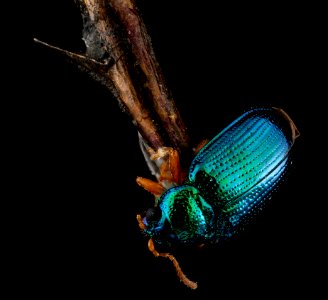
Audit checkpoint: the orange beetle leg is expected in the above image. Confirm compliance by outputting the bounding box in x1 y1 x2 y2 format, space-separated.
193 139 209 154
136 176 166 198
167 148 183 184
147 238 198 290
149 147 171 160
136 214 146 230
156 148 184 185
158 159 172 182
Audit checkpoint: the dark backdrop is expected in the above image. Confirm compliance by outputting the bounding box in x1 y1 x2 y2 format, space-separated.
26 1 323 298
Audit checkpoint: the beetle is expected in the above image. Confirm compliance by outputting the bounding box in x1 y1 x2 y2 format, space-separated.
136 107 300 289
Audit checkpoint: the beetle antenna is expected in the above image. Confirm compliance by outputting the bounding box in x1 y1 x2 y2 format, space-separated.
147 238 198 289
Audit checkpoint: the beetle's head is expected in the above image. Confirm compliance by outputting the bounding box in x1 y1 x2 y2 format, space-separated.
140 185 215 246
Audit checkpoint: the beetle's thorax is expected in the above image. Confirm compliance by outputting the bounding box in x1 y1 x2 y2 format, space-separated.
144 184 216 245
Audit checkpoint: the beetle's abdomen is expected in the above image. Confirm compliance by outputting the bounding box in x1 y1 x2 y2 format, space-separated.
189 108 295 203
187 108 298 235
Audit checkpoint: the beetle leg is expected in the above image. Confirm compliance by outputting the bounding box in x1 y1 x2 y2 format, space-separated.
147 238 198 290
166 148 183 185
136 176 166 198
149 147 171 160
151 147 184 185
136 214 146 230
193 139 209 154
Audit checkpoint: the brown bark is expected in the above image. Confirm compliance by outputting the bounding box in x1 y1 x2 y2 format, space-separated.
34 0 191 175
109 0 190 152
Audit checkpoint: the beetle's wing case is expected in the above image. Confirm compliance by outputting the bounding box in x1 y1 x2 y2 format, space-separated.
188 107 298 233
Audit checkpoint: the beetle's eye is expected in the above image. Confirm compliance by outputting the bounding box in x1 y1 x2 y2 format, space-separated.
145 207 162 224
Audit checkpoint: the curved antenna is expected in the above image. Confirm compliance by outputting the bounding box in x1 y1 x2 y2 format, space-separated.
136 215 197 289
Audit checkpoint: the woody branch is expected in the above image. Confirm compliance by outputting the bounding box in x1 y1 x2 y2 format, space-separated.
34 0 191 174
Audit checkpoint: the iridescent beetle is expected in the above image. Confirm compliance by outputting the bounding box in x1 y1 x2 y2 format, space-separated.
136 107 300 289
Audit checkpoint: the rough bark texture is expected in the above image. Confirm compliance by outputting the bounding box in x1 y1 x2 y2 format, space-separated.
109 0 190 152
34 0 191 172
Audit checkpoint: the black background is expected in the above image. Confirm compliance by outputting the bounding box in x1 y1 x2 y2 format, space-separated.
23 0 324 298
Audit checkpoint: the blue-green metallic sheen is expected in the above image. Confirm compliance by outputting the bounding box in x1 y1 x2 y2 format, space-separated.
143 108 297 246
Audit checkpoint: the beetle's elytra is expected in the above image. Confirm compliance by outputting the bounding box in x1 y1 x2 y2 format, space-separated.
136 107 300 289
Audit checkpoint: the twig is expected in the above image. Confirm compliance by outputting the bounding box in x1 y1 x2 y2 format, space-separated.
109 0 190 153
34 0 192 163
